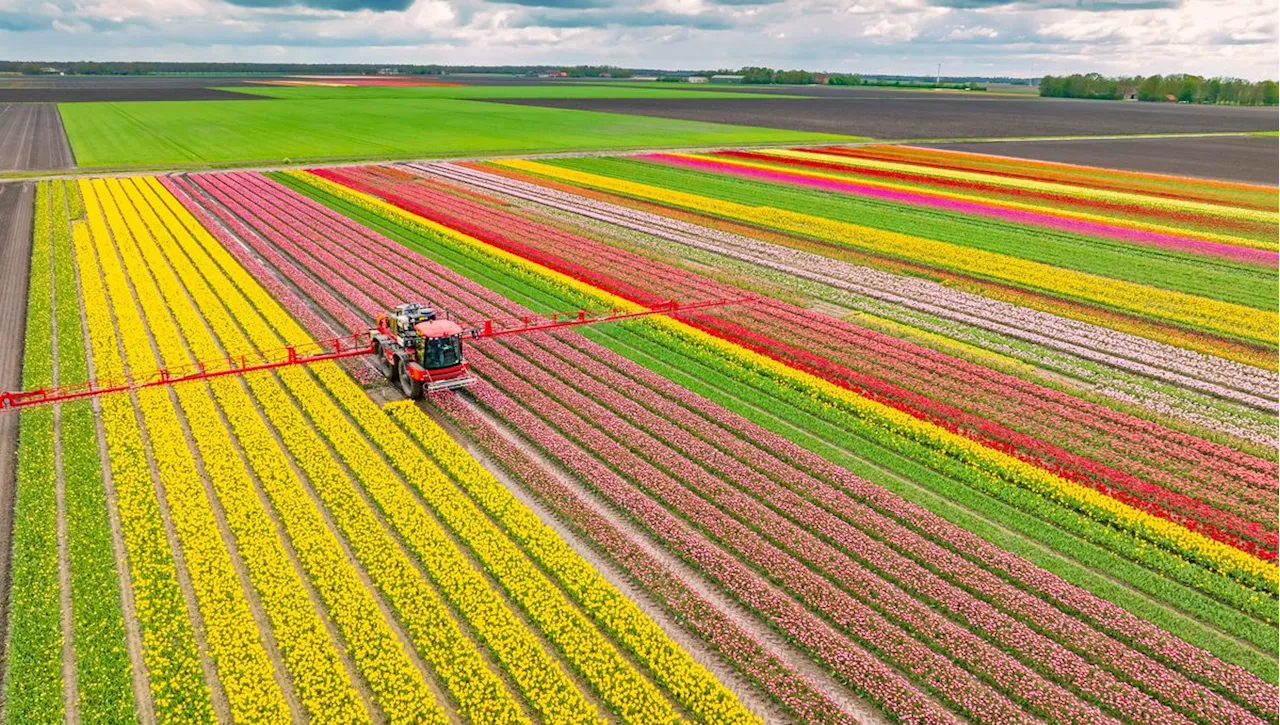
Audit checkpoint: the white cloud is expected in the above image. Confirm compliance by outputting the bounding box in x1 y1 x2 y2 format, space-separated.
0 0 1274 79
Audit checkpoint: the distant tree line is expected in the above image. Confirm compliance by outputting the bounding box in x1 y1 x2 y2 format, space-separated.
556 66 632 78
0 61 634 77
1039 73 1278 105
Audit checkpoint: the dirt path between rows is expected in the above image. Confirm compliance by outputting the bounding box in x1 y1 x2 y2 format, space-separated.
0 181 34 692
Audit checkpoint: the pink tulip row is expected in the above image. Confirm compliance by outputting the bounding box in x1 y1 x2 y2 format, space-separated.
417 162 1276 415
171 169 1276 723
329 166 1275 553
158 175 378 384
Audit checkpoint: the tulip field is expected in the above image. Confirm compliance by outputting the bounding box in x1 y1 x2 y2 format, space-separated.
4 144 1277 724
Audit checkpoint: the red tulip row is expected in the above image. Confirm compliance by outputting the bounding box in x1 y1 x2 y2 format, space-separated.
320 165 1275 558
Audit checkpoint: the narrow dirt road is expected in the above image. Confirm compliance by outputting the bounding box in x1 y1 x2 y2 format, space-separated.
0 181 34 678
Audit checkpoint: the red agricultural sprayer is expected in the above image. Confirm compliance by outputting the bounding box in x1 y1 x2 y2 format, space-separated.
0 297 754 410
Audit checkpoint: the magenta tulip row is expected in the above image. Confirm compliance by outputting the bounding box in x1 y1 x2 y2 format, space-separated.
170 169 1275 723
415 162 1276 411
642 153 1276 267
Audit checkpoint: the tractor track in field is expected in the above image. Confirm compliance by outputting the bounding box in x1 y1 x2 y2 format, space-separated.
207 166 890 722
0 181 34 695
181 175 471 723
440 397 885 724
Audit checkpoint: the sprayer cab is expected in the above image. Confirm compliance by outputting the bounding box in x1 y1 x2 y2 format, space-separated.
371 303 475 399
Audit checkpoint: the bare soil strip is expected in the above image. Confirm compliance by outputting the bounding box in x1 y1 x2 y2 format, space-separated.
0 181 34 685
0 105 75 172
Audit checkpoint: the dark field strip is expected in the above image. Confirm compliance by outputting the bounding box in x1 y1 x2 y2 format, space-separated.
489 96 1280 140
0 104 75 171
920 136 1280 185
7 89 265 103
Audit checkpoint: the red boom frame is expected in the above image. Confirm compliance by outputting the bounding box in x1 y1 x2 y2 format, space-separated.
1 297 752 410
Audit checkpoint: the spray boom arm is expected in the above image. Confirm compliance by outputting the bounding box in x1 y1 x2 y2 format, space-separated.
1 296 753 411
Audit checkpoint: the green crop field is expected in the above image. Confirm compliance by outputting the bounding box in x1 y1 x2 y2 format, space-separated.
221 84 804 100
58 97 853 168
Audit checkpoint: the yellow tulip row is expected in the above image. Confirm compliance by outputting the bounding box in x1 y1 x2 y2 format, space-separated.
762 148 1279 224
110 177 376 723
86 178 293 723
385 401 762 725
679 152 1277 251
75 182 218 723
141 178 532 724
493 159 1277 345
136 176 502 724
347 178 1275 593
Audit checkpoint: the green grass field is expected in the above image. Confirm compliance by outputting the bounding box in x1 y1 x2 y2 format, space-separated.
58 97 853 168
221 84 804 100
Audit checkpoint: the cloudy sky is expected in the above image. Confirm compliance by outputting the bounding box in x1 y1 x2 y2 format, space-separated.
1 0 1276 79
